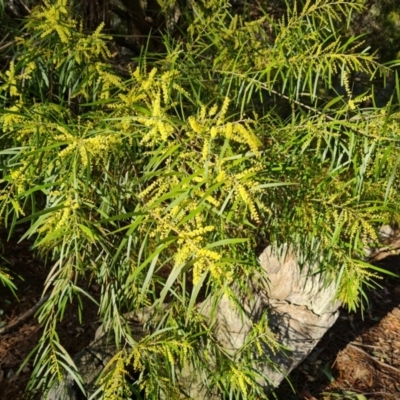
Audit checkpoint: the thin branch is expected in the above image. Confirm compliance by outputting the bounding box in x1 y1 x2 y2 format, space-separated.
0 32 10 47
367 239 400 262
348 343 400 376
18 0 31 14
0 39 15 53
0 295 49 336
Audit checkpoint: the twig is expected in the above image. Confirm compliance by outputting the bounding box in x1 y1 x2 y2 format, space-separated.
0 32 10 47
0 39 14 53
348 343 400 376
18 0 31 13
351 341 380 350
359 394 398 397
367 242 400 262
334 388 400 398
0 295 49 335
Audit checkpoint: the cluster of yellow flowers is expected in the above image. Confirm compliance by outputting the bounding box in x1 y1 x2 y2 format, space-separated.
215 165 264 223
230 366 253 398
0 60 36 99
186 98 261 160
100 352 131 400
137 154 263 284
124 337 193 397
74 23 112 63
114 67 181 144
29 0 75 44
10 168 27 195
137 197 224 284
0 61 18 97
49 349 63 382
336 257 378 307
251 316 283 357
53 121 122 167
343 71 372 110
37 195 79 235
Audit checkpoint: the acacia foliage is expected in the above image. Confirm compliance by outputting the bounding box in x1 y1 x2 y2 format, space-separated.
0 0 400 398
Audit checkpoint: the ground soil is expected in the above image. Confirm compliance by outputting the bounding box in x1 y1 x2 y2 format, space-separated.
0 231 399 400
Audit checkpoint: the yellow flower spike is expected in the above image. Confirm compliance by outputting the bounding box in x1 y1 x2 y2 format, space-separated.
208 104 219 117
132 67 142 82
79 146 88 167
206 195 220 207
225 122 233 139
200 106 207 120
217 96 230 123
193 260 204 284
348 99 356 110
197 248 221 260
158 121 173 141
180 226 214 239
237 184 250 203
93 22 105 38
32 0 76 43
216 170 227 182
161 80 169 104
152 92 162 117
172 82 191 98
188 116 204 133
210 126 218 138
165 346 175 366
142 67 158 91
234 123 261 155
2 62 19 97
202 138 210 160
343 71 352 97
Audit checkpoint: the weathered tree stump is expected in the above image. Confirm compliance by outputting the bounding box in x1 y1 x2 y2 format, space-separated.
44 245 341 399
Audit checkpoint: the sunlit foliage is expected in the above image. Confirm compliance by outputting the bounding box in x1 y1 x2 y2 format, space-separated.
0 0 399 398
